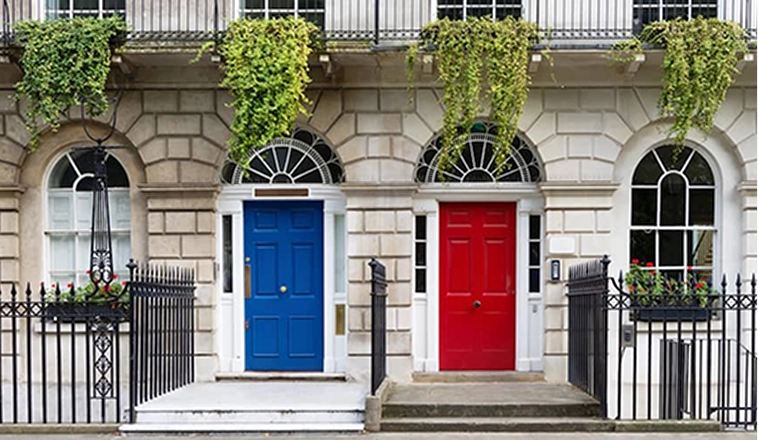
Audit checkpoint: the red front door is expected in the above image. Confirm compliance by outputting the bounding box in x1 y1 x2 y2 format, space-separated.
439 202 516 370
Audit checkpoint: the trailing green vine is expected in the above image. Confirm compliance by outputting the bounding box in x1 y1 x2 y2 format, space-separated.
610 17 748 156
207 17 318 166
14 16 126 150
407 17 538 173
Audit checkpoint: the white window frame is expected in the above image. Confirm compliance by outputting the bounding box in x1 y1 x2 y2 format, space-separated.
45 0 126 19
44 150 131 288
239 0 325 20
632 0 719 23
629 147 718 282
436 0 523 20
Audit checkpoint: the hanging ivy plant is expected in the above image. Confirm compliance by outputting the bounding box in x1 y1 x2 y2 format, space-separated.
407 17 538 173
610 17 748 156
14 16 126 150
209 17 318 166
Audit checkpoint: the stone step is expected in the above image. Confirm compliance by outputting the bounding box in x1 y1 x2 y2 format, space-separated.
134 408 364 425
380 417 615 432
120 422 364 433
412 371 545 383
382 402 602 418
215 372 347 382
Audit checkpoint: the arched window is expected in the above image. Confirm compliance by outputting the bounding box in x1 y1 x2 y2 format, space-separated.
630 145 716 282
220 128 344 185
47 149 131 287
415 121 541 183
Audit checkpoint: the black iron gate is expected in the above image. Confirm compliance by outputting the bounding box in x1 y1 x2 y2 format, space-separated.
567 256 757 430
369 258 387 396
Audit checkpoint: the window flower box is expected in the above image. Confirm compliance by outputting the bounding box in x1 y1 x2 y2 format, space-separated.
43 277 129 323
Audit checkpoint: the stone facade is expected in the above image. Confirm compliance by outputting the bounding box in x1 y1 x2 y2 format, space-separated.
0 47 754 384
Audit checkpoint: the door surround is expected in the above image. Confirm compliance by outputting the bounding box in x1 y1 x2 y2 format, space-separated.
412 184 544 372
217 185 347 373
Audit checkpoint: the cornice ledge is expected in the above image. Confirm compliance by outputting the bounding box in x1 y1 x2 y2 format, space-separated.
0 184 25 195
737 180 757 193
138 183 220 195
339 183 418 195
538 181 620 195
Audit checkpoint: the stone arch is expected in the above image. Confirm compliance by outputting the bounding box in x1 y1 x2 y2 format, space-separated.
414 121 543 183
220 126 345 185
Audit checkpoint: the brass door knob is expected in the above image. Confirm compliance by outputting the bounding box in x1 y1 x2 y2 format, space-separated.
280 285 287 293
473 300 482 308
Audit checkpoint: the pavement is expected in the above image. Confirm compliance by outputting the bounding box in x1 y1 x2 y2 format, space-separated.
0 433 754 439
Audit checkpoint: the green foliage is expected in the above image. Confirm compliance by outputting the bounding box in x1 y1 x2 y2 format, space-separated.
214 17 318 166
610 18 748 156
407 17 538 173
14 16 126 150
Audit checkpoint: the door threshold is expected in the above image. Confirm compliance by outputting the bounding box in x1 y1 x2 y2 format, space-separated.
216 372 348 382
412 371 545 383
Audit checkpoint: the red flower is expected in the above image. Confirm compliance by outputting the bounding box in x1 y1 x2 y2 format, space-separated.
51 283 56 288
650 270 656 275
121 281 127 286
113 274 118 280
687 266 693 271
86 270 90 275
631 259 640 265
696 282 704 289
66 283 72 288
629 285 636 291
39 282 44 286
645 262 654 267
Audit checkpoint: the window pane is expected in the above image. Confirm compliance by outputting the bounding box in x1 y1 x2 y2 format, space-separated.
110 190 131 230
631 189 656 226
50 236 75 270
656 146 691 171
75 192 92 231
299 0 324 9
270 0 294 8
415 215 426 240
529 268 540 293
660 230 684 266
529 242 540 266
630 230 655 266
689 189 714 226
106 157 130 187
73 0 98 9
49 156 77 188
334 215 345 293
684 152 714 185
660 174 686 226
71 150 96 175
244 0 264 8
113 234 131 272
687 230 713 268
415 268 426 293
48 193 73 230
529 215 540 240
632 152 663 184
223 215 233 292
415 242 426 266
77 235 89 271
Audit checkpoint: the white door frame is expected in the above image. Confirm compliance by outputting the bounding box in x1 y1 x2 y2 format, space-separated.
216 185 347 373
411 184 545 372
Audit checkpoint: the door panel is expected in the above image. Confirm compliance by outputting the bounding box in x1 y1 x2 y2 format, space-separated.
244 201 324 371
440 202 516 370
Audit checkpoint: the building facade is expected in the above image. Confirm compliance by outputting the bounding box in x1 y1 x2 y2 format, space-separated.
0 0 755 393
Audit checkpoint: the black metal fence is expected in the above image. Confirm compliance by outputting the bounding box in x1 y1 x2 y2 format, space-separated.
0 261 196 425
0 282 129 423
567 256 610 417
369 258 387 396
1 0 755 46
567 257 758 430
127 260 196 423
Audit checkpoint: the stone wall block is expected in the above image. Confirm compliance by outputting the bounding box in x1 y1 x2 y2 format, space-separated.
192 137 223 165
0 91 16 113
395 211 412 232
165 212 196 233
745 88 756 110
596 210 612 233
0 163 17 183
545 211 562 233
602 113 633 146
0 259 19 282
338 136 367 164
182 235 215 258
380 89 413 112
368 136 391 158
149 235 181 258
738 135 758 163
148 212 164 233
180 90 215 113
144 91 179 112
346 211 363 233
395 257 411 282
202 114 230 146
0 138 24 166
392 136 421 164
345 160 380 182
544 159 580 181
358 114 402 135
545 89 579 110
0 235 17 258
579 89 615 110
744 161 756 181
635 88 662 121
379 159 414 183
519 90 543 131
197 212 214 233
145 161 178 183
416 89 443 130
579 233 612 256
348 258 365 282
197 259 214 283
387 282 411 306
563 211 595 232
157 115 201 136
348 307 368 331
380 234 412 257
388 332 411 355
364 211 395 233
139 138 167 165
115 91 142 133
215 91 235 127
557 113 602 134
592 136 622 163
567 135 594 158
402 113 432 145
127 114 156 148
538 135 566 163
344 89 378 112
167 138 191 159
347 235 380 257
5 115 30 147
179 161 216 183
727 111 756 146
347 281 372 306
327 113 356 146
616 89 650 131
347 332 371 355
580 160 614 181
0 211 18 234
526 113 555 146
713 88 743 131
310 90 341 133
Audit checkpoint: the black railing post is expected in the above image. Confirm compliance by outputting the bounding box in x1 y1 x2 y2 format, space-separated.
127 258 137 423
373 0 380 45
369 258 387 395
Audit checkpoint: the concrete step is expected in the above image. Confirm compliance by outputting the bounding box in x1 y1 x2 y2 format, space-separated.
382 402 602 418
215 372 347 382
380 417 615 432
120 422 364 433
412 371 545 383
134 408 364 424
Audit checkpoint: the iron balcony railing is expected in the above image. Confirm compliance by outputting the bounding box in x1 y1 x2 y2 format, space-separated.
1 0 755 46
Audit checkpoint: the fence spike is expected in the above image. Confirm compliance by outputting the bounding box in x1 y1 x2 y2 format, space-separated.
752 273 756 291
721 274 728 293
10 283 17 299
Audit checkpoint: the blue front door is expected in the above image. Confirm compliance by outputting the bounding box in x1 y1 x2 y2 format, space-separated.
243 200 324 371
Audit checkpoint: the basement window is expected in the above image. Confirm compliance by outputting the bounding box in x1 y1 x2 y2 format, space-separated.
437 0 521 20
46 0 126 19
